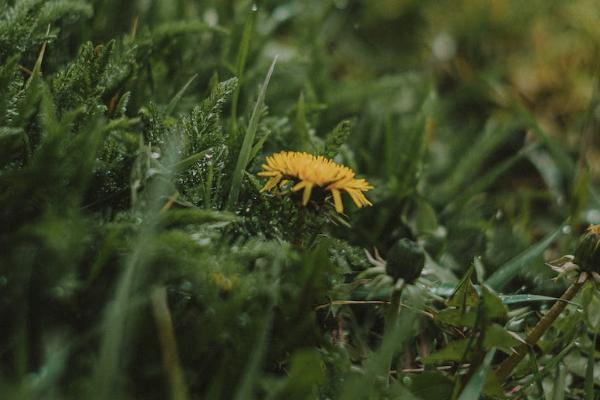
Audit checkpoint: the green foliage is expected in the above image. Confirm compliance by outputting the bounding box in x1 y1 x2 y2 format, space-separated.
1 1 599 399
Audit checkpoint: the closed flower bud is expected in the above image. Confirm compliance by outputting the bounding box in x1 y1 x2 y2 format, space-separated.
574 225 600 274
385 238 425 284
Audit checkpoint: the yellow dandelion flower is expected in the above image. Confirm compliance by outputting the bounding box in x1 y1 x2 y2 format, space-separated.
257 151 373 213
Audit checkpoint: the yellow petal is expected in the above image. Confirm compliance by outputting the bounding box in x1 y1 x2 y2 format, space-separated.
261 176 282 192
302 183 314 206
346 189 362 208
257 171 280 177
292 181 306 192
331 189 343 213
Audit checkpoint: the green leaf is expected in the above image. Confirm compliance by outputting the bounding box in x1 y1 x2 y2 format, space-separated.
448 268 479 308
481 284 508 322
483 323 521 354
436 308 477 328
425 339 469 363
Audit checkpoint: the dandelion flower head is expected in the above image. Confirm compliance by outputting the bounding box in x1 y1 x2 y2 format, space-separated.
258 151 373 213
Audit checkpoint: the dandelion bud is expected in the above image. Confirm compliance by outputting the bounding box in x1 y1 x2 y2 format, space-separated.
385 238 425 284
574 225 600 274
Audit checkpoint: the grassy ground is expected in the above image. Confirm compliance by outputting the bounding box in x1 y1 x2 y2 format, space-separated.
1 0 599 399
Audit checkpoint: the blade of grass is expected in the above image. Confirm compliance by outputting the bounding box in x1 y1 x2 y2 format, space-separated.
165 74 198 116
456 349 496 400
151 287 189 400
485 223 565 290
27 24 50 85
499 294 579 307
230 6 258 134
226 57 277 210
170 146 215 173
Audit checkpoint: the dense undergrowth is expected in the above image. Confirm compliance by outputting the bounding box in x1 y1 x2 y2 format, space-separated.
1 0 599 399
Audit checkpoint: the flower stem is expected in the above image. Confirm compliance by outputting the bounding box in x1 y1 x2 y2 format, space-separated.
495 273 588 383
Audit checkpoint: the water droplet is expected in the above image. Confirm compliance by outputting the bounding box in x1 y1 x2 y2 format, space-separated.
495 210 503 220
150 152 160 159
562 225 572 235
251 3 258 11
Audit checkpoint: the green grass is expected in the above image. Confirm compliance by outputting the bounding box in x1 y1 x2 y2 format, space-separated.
1 0 599 399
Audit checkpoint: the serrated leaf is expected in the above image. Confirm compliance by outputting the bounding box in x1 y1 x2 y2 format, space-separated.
425 339 469 363
481 284 508 322
448 268 479 308
436 308 477 328
483 323 521 354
